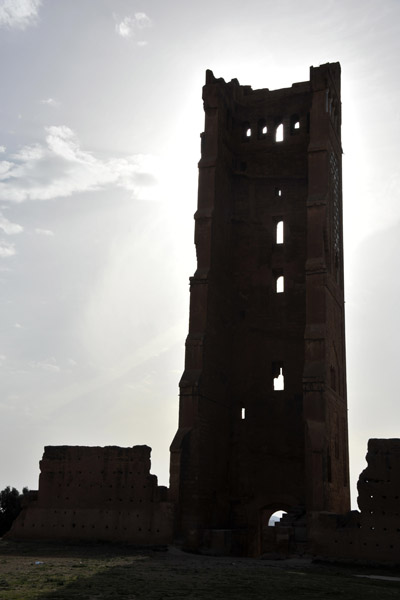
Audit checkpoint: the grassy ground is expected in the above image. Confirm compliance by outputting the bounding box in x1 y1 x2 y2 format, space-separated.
0 540 400 600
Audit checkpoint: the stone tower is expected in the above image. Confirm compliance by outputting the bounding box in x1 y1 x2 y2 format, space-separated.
170 63 350 555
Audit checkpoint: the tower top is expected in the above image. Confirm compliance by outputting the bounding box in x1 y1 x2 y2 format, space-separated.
205 62 340 92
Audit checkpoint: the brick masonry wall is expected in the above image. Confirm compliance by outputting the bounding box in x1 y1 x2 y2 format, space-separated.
310 439 400 563
8 445 174 544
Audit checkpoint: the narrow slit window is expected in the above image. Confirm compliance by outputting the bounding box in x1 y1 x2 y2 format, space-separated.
246 127 251 138
262 125 267 134
276 275 284 293
276 220 284 244
294 121 300 129
241 408 246 420
275 187 282 197
275 123 284 142
273 367 284 391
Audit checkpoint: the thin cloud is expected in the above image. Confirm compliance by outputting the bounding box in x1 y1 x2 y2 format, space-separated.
29 357 60 373
115 12 152 39
0 212 23 234
0 146 5 153
116 18 131 38
40 98 60 107
0 241 15 258
134 12 152 29
0 161 13 177
35 228 54 236
0 125 158 202
11 144 44 161
0 0 42 30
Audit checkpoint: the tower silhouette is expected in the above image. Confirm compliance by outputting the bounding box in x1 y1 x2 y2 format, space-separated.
170 63 349 555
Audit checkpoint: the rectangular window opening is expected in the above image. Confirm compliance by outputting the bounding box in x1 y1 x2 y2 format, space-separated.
272 363 285 391
241 408 246 420
276 220 284 244
275 123 284 142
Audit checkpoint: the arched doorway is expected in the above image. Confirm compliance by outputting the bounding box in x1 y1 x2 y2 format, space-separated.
259 506 290 554
268 509 287 527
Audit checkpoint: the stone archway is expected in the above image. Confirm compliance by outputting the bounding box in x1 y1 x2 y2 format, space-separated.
267 509 287 527
259 504 291 555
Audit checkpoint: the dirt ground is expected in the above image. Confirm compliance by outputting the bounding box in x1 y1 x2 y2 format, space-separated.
1 540 400 600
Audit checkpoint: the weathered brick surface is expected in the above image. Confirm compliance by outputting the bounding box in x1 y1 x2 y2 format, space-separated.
311 439 400 563
9 445 173 544
170 63 350 555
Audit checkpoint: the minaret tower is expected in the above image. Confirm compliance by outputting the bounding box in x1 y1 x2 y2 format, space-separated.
170 63 349 555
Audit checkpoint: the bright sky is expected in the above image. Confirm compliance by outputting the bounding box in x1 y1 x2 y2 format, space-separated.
0 0 399 510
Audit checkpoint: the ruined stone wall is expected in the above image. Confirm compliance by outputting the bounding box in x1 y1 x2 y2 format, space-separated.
310 439 400 563
9 445 173 544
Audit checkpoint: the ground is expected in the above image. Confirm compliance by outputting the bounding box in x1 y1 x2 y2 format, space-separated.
0 540 400 599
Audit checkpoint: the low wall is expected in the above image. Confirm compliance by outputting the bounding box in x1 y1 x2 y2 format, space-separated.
9 445 174 544
310 439 400 563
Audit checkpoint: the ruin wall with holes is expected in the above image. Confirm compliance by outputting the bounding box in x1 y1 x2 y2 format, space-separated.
8 445 174 544
307 439 400 563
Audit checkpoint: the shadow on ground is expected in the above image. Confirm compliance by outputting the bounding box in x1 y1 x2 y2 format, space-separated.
1 540 400 600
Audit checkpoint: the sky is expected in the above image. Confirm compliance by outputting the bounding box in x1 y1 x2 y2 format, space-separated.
0 0 399 510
